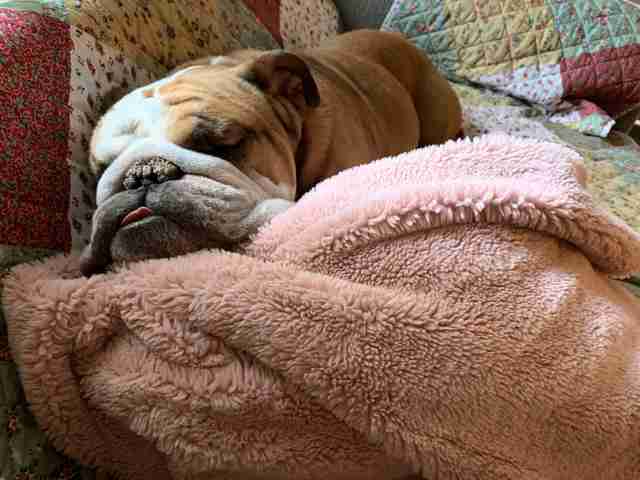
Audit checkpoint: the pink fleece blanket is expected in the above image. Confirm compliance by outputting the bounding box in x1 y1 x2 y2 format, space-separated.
4 134 640 480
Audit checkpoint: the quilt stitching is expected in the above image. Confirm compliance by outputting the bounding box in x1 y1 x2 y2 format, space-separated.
383 0 640 117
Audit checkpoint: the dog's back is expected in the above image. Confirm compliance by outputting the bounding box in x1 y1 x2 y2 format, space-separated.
313 29 463 146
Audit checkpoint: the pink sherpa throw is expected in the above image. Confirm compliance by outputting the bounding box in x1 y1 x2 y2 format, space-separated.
4 134 640 480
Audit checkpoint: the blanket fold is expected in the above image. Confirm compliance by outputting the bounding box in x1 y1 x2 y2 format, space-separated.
4 134 640 480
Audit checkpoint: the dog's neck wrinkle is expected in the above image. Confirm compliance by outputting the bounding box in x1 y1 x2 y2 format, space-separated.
263 95 308 199
295 103 334 199
306 52 386 157
294 125 310 200
270 96 303 140
293 55 336 197
265 81 333 199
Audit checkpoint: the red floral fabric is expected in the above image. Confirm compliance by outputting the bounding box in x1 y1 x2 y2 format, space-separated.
0 10 72 251
561 46 640 118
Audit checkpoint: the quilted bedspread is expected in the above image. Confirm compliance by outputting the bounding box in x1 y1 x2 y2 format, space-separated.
383 0 640 137
457 82 640 235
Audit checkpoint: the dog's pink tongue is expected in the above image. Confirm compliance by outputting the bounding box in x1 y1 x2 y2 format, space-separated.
121 207 153 227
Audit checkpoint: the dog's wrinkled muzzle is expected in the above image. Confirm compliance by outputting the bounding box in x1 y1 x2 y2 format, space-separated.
81 138 293 277
96 138 268 206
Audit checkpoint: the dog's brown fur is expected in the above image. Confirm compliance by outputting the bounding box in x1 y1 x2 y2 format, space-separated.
154 29 462 197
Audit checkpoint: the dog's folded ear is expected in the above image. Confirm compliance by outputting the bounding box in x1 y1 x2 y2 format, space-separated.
241 51 320 109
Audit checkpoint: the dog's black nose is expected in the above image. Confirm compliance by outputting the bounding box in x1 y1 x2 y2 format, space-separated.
123 157 183 190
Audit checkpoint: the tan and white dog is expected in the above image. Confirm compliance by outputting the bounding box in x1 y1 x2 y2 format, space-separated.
80 30 463 276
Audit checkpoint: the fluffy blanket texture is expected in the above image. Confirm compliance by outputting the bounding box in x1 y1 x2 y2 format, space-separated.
4 134 640 480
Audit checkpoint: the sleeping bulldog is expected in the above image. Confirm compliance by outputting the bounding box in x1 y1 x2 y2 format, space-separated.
80 29 463 276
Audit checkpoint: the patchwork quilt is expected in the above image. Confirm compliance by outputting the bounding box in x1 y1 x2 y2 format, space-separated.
456 83 640 236
382 0 640 137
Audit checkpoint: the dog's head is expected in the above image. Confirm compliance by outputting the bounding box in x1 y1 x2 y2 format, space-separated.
81 51 320 276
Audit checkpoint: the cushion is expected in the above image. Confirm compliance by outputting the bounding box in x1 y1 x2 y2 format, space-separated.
245 0 341 49
382 0 640 138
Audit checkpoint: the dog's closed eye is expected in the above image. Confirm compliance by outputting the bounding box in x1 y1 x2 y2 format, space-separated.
188 135 244 158
187 116 249 159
